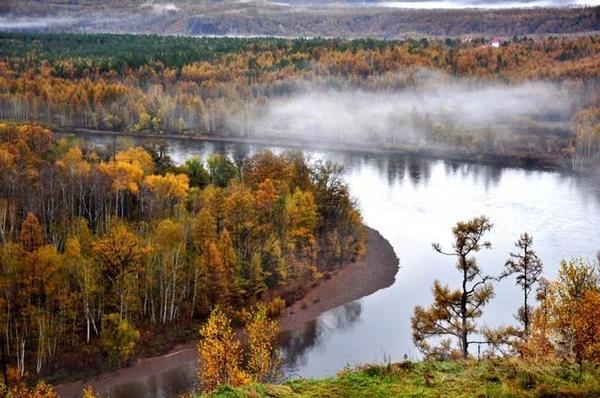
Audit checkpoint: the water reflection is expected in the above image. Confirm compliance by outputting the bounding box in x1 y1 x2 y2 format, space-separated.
280 302 363 376
74 132 558 195
106 363 195 398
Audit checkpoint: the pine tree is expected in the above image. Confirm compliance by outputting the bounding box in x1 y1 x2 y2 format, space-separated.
412 216 494 359
501 233 543 337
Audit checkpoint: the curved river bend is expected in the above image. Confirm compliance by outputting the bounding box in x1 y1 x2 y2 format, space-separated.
74 135 600 397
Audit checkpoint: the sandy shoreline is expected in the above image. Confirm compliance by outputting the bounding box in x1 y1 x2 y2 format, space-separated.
55 226 399 397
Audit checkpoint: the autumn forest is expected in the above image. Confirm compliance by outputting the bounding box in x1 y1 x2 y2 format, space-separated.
0 26 599 398
0 33 599 170
0 122 364 390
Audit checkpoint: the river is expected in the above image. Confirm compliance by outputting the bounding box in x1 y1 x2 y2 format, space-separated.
71 133 600 397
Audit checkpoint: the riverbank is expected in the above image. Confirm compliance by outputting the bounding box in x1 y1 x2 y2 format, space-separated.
55 226 399 398
279 228 398 331
62 127 574 172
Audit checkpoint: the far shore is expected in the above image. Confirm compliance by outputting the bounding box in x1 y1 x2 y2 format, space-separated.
54 226 400 398
59 127 572 172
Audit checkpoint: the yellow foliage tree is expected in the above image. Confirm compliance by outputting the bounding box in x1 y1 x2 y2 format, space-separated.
115 147 154 175
57 146 91 177
545 259 599 368
19 212 43 253
101 313 140 368
245 304 280 383
191 207 217 254
523 280 554 359
81 386 99 398
285 188 317 251
572 290 600 364
98 161 144 194
93 223 150 317
197 308 249 393
143 173 190 201
154 219 185 322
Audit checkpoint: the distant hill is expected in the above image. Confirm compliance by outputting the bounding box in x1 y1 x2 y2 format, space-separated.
1 1 598 37
185 6 600 38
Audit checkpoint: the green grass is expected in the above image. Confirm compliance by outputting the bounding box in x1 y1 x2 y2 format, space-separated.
200 359 600 398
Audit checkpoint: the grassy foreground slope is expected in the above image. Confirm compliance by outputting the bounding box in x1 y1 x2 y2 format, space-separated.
202 360 600 398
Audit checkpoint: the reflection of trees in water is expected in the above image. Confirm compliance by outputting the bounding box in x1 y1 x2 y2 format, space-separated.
443 159 503 189
386 157 406 186
574 172 600 207
407 156 431 185
551 169 600 209
278 301 362 376
110 362 196 398
338 152 432 187
80 137 600 210
78 135 512 192
278 319 320 375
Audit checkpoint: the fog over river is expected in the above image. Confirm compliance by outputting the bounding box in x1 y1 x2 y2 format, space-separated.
74 134 600 397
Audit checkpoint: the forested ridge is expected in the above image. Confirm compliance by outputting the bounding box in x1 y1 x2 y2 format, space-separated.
3 1 599 37
0 33 599 170
0 122 365 390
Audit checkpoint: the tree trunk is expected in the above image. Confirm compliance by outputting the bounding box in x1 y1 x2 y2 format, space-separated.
461 261 469 359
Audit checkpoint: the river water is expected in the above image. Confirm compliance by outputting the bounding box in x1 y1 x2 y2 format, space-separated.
74 134 600 397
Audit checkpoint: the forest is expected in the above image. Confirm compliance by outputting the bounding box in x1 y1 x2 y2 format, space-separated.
0 122 365 392
0 32 599 170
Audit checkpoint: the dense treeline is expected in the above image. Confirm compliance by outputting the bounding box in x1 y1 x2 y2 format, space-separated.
0 33 599 169
2 32 598 80
0 122 364 382
2 32 595 76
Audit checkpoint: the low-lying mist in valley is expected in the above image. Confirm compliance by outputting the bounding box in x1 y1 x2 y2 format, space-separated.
0 2 181 33
242 78 577 152
0 15 78 30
